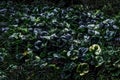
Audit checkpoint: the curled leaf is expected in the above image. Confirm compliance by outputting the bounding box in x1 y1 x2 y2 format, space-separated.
95 56 104 67
76 63 89 76
89 44 101 55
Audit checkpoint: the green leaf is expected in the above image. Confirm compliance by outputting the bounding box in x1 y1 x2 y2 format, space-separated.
76 63 89 76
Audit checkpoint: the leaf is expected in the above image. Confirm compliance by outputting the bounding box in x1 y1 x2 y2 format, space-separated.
53 53 61 58
0 56 4 62
79 47 88 55
113 60 120 68
89 44 101 55
76 63 89 76
95 56 104 67
67 51 71 57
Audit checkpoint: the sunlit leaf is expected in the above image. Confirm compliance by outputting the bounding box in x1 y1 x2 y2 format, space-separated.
76 63 89 76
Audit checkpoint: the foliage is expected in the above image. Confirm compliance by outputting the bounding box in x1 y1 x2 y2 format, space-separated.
0 1 120 80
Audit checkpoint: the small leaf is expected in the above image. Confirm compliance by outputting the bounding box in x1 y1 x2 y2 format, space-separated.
89 44 101 55
95 56 104 67
76 63 89 76
113 60 120 68
67 51 71 57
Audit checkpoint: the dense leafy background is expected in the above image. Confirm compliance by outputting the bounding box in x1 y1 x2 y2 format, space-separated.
0 1 120 80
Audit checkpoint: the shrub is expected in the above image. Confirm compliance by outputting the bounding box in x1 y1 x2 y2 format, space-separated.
0 1 120 80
